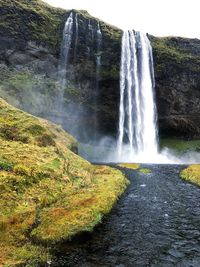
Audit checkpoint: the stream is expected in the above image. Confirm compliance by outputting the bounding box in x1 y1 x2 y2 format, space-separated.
51 165 200 267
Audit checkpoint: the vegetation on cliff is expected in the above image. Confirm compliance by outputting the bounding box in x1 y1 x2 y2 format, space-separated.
0 98 128 266
150 36 200 138
180 165 200 186
0 0 122 139
0 0 66 51
151 36 200 75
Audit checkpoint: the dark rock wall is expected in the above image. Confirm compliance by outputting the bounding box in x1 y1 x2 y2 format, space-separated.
151 36 200 138
0 1 121 141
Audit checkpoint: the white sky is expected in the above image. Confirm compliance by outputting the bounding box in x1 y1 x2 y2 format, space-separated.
43 0 200 39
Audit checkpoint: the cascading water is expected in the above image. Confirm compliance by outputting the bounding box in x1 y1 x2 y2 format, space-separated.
73 13 78 62
96 22 102 95
56 12 73 112
93 22 102 140
117 30 158 162
87 20 94 58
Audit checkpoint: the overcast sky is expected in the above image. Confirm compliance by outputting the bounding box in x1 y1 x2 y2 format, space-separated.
43 0 200 39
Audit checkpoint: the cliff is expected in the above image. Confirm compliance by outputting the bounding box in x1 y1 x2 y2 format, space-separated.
0 0 121 142
0 0 200 140
151 36 200 138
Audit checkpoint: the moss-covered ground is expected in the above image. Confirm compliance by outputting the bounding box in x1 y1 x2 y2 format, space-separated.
180 165 200 186
117 163 140 170
0 98 128 266
139 168 152 174
160 138 200 153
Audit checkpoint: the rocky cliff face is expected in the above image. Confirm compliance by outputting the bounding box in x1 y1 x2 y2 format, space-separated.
0 0 121 142
151 36 200 138
0 0 200 140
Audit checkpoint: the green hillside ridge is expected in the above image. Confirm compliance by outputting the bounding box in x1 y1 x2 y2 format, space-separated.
0 98 128 266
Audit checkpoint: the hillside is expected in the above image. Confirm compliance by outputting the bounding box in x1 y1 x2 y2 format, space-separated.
0 98 127 266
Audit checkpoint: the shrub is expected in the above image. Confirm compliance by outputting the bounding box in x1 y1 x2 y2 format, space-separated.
27 124 46 135
0 124 18 141
0 161 13 171
36 133 56 147
0 124 29 143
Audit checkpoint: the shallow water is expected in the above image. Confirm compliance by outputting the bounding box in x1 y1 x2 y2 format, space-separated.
51 165 200 267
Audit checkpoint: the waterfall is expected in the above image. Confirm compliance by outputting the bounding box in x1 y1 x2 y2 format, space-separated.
87 20 94 57
57 12 73 112
117 30 158 162
96 22 102 91
73 13 78 62
93 22 102 140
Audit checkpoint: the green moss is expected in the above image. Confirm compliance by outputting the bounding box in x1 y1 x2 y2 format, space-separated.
0 0 67 51
139 168 152 174
0 161 13 171
180 165 200 186
27 124 46 135
160 138 200 153
151 36 200 75
118 163 140 170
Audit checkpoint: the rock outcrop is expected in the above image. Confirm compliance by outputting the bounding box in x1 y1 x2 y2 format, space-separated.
151 36 200 138
0 0 200 139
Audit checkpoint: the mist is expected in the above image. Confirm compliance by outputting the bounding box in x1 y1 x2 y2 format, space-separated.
78 136 200 164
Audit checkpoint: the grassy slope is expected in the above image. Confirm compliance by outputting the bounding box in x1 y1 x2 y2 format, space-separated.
180 165 200 186
0 98 128 266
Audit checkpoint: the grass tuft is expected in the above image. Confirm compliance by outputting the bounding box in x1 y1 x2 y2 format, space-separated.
139 168 152 174
118 163 140 170
180 165 200 186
